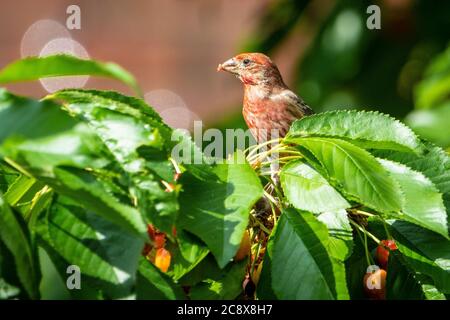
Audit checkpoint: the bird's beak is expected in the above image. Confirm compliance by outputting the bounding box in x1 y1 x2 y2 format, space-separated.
217 58 238 73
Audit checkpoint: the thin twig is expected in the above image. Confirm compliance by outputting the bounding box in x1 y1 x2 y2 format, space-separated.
349 219 380 244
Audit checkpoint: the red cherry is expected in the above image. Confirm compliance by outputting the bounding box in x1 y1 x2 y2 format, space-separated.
172 226 177 237
142 243 152 257
147 224 156 239
376 240 398 269
363 269 386 300
154 248 171 273
234 230 251 261
153 233 166 249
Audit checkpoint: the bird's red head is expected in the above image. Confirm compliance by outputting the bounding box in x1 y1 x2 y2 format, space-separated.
217 53 284 87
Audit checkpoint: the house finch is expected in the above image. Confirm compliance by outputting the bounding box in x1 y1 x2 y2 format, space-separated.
217 53 313 143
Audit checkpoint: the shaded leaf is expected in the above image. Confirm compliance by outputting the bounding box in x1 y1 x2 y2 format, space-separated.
271 209 349 299
386 251 426 300
0 88 77 144
0 195 40 299
36 196 144 299
387 220 450 294
179 152 263 268
165 231 209 281
136 257 185 300
189 259 247 300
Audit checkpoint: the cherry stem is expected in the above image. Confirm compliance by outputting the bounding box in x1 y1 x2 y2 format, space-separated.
351 209 375 217
246 137 282 158
250 214 271 235
169 157 182 174
3 157 33 177
250 241 262 276
349 219 380 244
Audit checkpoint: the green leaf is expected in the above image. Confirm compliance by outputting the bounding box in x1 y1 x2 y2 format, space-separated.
317 209 353 261
387 220 450 294
0 162 20 193
0 195 40 299
420 278 447 300
48 167 147 236
288 137 402 213
385 251 426 300
2 124 146 235
0 278 20 299
170 129 217 181
49 89 177 232
179 152 263 268
280 160 349 213
287 110 422 152
345 232 376 300
375 143 450 232
38 248 71 300
415 45 450 109
386 250 446 300
0 55 140 95
0 88 78 144
0 237 21 299
0 95 145 235
136 257 185 300
36 196 145 299
378 159 448 238
4 175 46 217
1 123 109 177
405 102 450 147
189 259 247 300
255 221 278 300
165 231 209 281
271 209 349 299
178 254 225 287
255 238 277 300
177 230 209 264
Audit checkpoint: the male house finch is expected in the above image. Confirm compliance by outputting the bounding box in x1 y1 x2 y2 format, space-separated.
217 53 313 143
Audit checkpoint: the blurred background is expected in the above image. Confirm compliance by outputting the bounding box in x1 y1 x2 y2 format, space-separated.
1 0 450 299
1 0 449 149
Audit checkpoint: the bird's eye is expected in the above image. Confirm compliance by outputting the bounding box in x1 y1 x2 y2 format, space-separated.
243 58 251 66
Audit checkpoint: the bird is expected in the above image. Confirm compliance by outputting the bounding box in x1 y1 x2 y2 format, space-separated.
217 52 313 144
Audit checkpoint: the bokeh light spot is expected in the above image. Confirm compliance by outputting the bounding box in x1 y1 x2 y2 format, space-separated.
145 89 199 130
39 38 90 93
20 19 71 58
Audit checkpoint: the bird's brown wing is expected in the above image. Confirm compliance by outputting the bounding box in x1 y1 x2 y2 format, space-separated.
282 89 314 118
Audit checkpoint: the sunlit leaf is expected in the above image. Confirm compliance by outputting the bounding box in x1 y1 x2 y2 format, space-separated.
0 55 140 94
288 110 422 152
378 159 448 238
280 160 349 213
287 137 402 213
